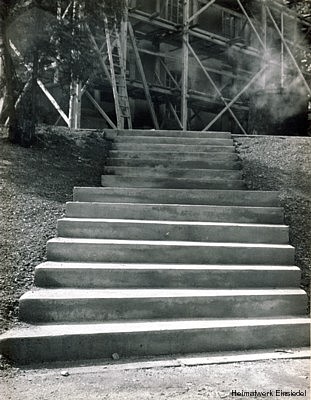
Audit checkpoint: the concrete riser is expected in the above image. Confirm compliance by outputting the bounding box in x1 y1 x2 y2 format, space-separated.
112 144 235 152
113 137 234 145
109 151 238 161
19 293 307 323
101 175 246 190
106 159 242 169
47 241 295 265
104 166 243 180
1 322 309 364
57 219 289 244
73 188 280 207
66 203 284 224
105 129 232 139
35 264 301 289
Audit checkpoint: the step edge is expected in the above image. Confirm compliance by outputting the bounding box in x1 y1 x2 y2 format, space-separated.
1 318 310 340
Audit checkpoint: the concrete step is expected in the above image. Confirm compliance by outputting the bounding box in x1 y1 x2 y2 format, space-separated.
105 129 232 139
73 188 280 207
113 136 234 146
106 158 242 170
101 175 246 190
66 202 284 224
35 262 301 289
0 125 307 365
57 218 289 244
2 318 309 364
19 288 307 323
109 151 238 161
104 166 243 180
112 143 235 153
47 238 295 265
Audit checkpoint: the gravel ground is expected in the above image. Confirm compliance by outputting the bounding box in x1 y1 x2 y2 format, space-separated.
0 126 107 336
234 136 311 301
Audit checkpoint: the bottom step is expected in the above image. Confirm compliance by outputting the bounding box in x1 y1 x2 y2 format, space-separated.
0 318 309 364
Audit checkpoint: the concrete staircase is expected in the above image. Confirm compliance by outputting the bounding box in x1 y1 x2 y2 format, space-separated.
0 129 309 364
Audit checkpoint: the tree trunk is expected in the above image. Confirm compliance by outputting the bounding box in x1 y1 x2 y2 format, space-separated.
22 48 39 146
1 17 20 143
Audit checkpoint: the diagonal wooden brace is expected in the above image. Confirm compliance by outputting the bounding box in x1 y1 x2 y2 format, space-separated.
9 41 70 126
266 6 311 97
187 42 248 134
204 65 267 131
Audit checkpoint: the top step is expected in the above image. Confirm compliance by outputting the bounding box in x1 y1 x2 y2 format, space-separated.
113 137 234 146
104 129 232 140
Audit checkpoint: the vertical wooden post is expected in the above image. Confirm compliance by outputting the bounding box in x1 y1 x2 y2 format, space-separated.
262 0 267 89
54 0 63 84
0 34 4 116
156 0 161 13
30 49 39 132
155 55 161 88
69 80 82 129
281 12 284 88
121 1 129 65
181 0 189 130
68 0 81 129
165 0 169 20
75 81 82 128
69 82 75 129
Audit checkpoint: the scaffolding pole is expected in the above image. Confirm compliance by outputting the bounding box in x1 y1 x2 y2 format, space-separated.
85 90 117 129
160 59 180 89
281 11 284 88
169 102 183 129
181 0 189 130
262 1 267 88
9 41 70 126
188 0 216 24
128 22 159 129
203 65 266 131
187 42 248 134
154 70 182 129
69 80 82 129
266 6 311 97
236 0 265 48
68 1 82 128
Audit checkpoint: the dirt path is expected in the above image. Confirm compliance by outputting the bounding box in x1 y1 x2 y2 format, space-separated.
1 357 309 400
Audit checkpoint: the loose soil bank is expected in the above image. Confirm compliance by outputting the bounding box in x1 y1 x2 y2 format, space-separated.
235 136 311 300
0 126 107 336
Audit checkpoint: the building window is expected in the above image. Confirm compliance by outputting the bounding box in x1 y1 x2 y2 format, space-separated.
166 0 183 24
222 11 242 39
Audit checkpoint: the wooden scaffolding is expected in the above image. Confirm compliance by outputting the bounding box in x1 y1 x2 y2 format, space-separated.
5 0 311 133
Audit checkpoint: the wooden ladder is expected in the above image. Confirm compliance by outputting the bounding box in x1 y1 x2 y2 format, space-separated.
104 15 132 129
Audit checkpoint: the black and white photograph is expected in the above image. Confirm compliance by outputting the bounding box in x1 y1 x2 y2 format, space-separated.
0 0 310 399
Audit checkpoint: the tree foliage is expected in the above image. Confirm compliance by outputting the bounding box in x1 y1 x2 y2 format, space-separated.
0 0 127 145
284 0 311 15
